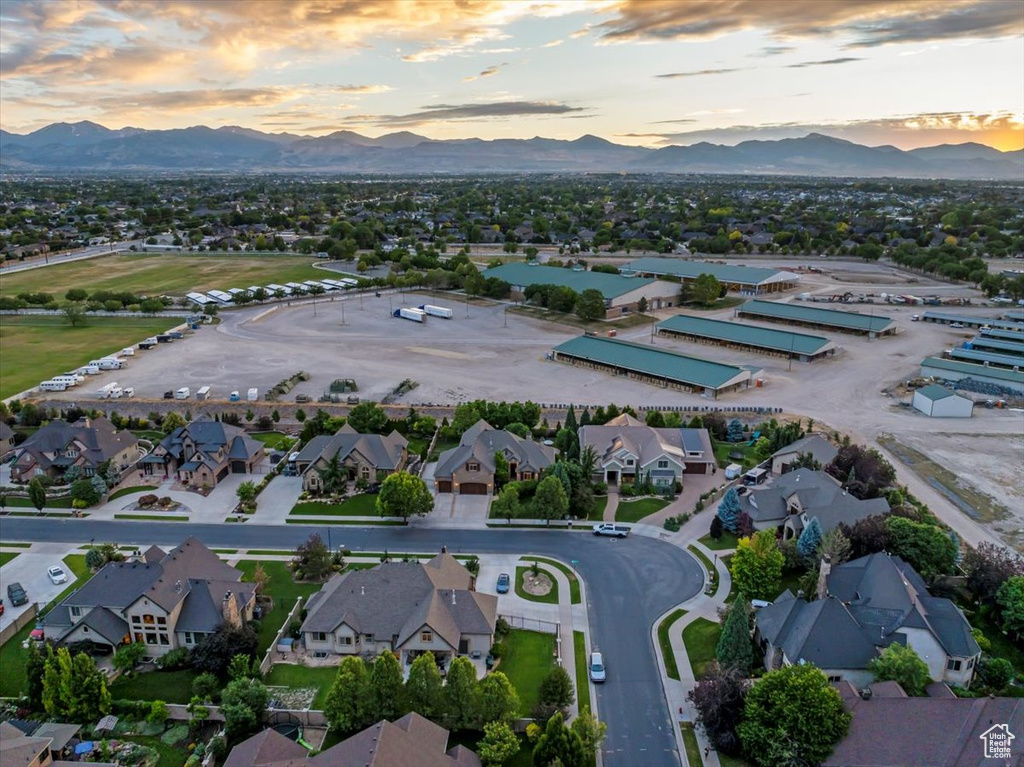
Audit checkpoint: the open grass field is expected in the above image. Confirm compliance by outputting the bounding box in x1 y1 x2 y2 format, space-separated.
0 253 328 298
497 629 556 716
0 315 172 398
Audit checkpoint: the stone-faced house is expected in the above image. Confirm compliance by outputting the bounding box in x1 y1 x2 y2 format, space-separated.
434 420 554 495
755 553 981 689
294 424 408 492
147 419 265 487
43 537 255 657
10 418 141 483
738 468 889 538
579 414 714 487
301 552 497 675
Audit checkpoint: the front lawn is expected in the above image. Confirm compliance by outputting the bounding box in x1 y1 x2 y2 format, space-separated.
699 530 740 551
615 497 670 523
265 664 336 709
680 722 703 766
528 556 581 604
588 495 608 521
110 668 197 704
658 609 687 681
515 565 559 605
682 618 721 679
496 629 556 716
573 631 591 713
108 485 158 501
236 560 324 654
289 493 379 517
0 552 19 568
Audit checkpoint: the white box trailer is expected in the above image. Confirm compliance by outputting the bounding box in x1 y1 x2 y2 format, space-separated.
196 386 211 400
266 283 291 295
186 291 211 306
121 347 135 357
96 382 118 398
93 358 123 370
81 365 101 376
175 387 190 399
340 278 358 288
51 375 80 387
39 380 68 392
122 387 135 398
247 387 259 401
421 304 453 319
394 307 426 323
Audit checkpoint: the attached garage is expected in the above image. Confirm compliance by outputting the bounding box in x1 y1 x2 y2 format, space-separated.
459 483 489 495
436 480 452 493
230 460 248 473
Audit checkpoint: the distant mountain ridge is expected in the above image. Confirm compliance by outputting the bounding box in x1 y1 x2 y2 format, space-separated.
1 121 1021 179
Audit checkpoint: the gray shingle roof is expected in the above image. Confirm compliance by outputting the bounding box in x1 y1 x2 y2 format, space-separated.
771 434 838 466
435 421 554 481
79 607 129 645
15 418 138 471
296 425 407 472
739 469 888 532
579 416 714 471
158 420 263 464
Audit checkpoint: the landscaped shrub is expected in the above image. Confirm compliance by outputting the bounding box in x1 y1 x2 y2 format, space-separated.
156 647 191 670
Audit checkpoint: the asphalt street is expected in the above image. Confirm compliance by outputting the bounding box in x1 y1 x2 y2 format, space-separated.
1 517 702 767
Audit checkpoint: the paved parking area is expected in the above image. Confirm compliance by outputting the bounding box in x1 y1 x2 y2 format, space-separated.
0 545 77 634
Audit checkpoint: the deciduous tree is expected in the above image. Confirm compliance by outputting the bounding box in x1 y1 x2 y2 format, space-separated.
533 475 569 525
867 644 930 696
443 656 479 731
997 576 1024 639
377 471 434 519
729 530 784 602
325 656 372 733
886 516 957 578
477 671 520 726
291 533 333 580
370 651 405 721
688 662 747 754
478 721 520 767
405 652 443 719
532 712 585 767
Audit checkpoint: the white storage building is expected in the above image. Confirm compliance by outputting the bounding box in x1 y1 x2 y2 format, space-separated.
912 385 974 418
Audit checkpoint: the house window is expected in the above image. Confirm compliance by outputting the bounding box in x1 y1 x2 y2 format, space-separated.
947 658 962 671
467 462 480 472
145 633 157 645
657 460 669 469
71 606 83 618
421 631 433 642
134 633 144 643
132 615 141 624
626 459 634 466
827 674 842 683
183 632 194 645
312 632 327 642
339 636 353 645
157 617 166 625
361 466 370 479
364 634 374 643
143 614 155 625
82 626 89 633
967 657 975 669
159 633 169 645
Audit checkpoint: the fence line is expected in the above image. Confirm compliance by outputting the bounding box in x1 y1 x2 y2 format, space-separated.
0 603 39 646
259 596 304 675
499 614 559 635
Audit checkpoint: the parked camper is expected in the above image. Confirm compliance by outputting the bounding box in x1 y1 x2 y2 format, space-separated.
196 386 211 401
97 358 123 370
39 380 68 392
393 307 426 323
724 463 743 480
121 347 135 357
743 467 769 486
122 387 135 398
420 304 454 319
175 387 190 400
247 387 259 401
96 382 119 399
82 365 101 375
51 375 79 387
229 391 241 402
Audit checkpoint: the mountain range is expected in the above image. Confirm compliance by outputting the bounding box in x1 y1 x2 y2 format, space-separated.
1 121 1021 179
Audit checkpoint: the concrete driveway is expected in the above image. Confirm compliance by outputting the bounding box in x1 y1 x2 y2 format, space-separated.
0 545 76 634
255 475 303 523
420 492 491 528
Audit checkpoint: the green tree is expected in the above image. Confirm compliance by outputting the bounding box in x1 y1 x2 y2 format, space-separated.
65 650 112 723
139 298 164 314
370 651 405 721
62 302 88 327
318 452 346 496
147 700 170 728
729 530 784 602
443 656 479 731
28 476 46 514
491 485 521 523
867 643 930 696
70 477 101 506
493 451 510 488
532 711 585 767
478 721 520 767
405 652 443 719
477 671 521 726
637 296 649 314
737 664 850 767
236 480 257 506
533 475 569 525
161 411 186 435
112 642 147 675
885 517 957 578
535 666 575 720
291 533 333 580
716 596 753 673
222 677 269 741
717 488 741 532
325 656 372 733
796 517 824 563
377 471 434 519
192 672 219 702
982 657 1014 690
576 288 607 321
997 576 1024 638
819 527 853 566
347 402 389 434
570 707 608 759
295 408 307 422
65 288 89 302
24 642 46 710
691 273 723 306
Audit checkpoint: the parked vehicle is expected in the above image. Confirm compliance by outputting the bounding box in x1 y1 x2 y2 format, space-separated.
163 390 174 399
121 347 135 356
496 573 510 594
38 380 68 392
593 523 630 538
393 307 426 323
47 565 68 584
589 652 607 683
420 304 454 319
950 322 964 328
295 394 311 403
7 582 28 606
247 387 259 401
196 385 211 400
122 387 135 398
743 468 769 486
229 391 241 402
175 387 190 399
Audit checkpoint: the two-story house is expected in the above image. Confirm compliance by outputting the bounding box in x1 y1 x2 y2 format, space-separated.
147 420 265 487
434 420 554 495
301 552 497 676
10 418 141 483
755 553 981 689
293 424 408 492
738 468 890 538
579 413 714 487
43 537 255 657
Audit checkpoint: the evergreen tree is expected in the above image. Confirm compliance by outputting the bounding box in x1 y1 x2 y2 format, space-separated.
727 419 746 443
797 517 824 563
370 651 405 721
25 641 46 711
579 408 591 427
325 656 371 733
532 712 586 767
565 404 578 433
444 656 479 731
645 409 665 427
710 515 724 541
717 488 741 532
717 596 753 673
405 652 443 719
478 721 520 767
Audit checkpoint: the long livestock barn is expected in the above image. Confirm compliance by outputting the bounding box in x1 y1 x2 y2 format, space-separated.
920 311 1024 332
655 314 837 361
980 327 1024 343
921 356 1024 395
948 347 1024 370
736 299 897 337
967 336 1024 356
551 335 756 398
622 257 800 295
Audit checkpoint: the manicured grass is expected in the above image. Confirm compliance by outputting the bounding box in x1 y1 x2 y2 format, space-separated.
712 439 757 470
118 734 191 767
496 630 556 716
110 668 198 704
699 530 740 551
0 542 32 548
687 545 720 597
719 753 754 767
722 555 738 603
290 494 379 517
0 315 175 398
212 549 239 554
250 431 296 451
286 518 404 525
107 485 158 501
615 497 670 523
658 609 687 681
528 556 581 604
1 495 73 508
588 495 608 521
131 430 166 441
114 514 188 521
515 565 559 605
0 552 19 567
573 630 591 713
265 664 336 709
236 561 323 654
682 618 722 679
680 722 703 766
0 253 328 299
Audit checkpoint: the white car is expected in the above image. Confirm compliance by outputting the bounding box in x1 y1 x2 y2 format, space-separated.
47 565 68 585
950 323 964 329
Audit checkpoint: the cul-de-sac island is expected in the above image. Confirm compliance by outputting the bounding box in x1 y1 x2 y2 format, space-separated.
1 3 1023 767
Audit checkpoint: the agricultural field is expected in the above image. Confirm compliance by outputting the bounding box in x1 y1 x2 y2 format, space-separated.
0 315 173 398
0 253 329 298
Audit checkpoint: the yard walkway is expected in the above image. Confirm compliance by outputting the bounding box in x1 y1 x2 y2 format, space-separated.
601 490 619 522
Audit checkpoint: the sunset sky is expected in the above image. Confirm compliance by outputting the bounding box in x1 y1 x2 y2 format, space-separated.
1 0 1022 150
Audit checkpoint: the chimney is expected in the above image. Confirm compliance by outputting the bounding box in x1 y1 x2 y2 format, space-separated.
816 555 832 600
451 590 456 606
221 590 241 628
